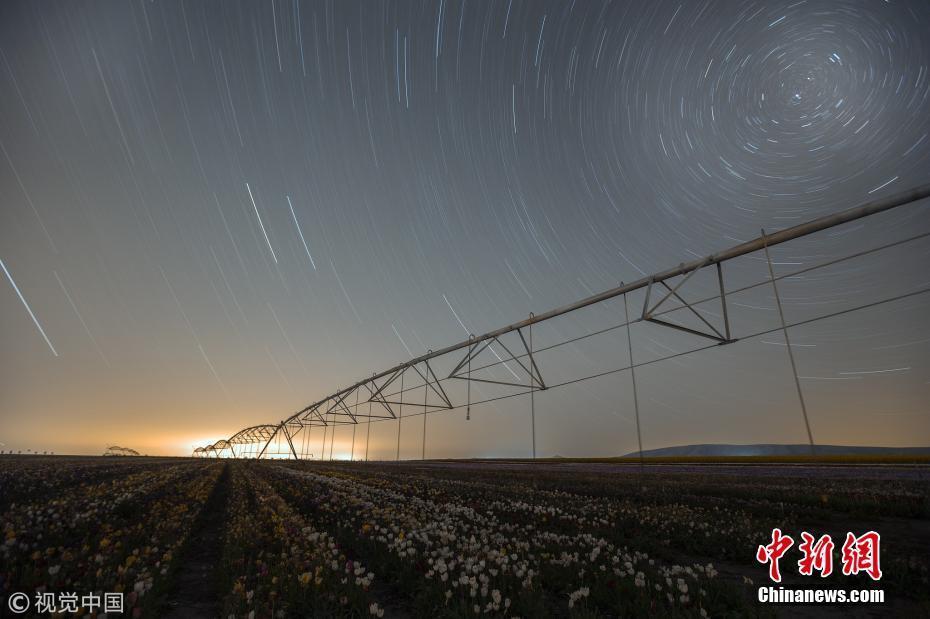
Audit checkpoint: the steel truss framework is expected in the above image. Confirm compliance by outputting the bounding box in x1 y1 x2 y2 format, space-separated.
193 184 930 460
193 424 278 458
104 445 140 456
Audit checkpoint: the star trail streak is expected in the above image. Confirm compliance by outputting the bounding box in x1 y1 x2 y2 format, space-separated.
287 195 317 270
246 182 278 264
1 258 58 357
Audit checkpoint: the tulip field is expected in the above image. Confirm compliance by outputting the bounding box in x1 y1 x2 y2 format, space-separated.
2 456 928 617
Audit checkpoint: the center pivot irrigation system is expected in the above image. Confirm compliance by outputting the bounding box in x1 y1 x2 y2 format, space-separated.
103 446 140 456
194 184 930 460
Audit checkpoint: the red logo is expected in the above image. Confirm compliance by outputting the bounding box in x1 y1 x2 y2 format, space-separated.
757 529 881 582
841 531 882 581
756 528 794 582
798 532 834 577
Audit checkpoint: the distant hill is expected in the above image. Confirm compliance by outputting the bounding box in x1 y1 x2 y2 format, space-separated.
624 444 930 457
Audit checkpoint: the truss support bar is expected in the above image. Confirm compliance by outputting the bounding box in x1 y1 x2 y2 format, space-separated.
645 257 711 318
658 280 726 341
517 327 546 390
258 423 282 459
716 262 732 341
645 317 728 343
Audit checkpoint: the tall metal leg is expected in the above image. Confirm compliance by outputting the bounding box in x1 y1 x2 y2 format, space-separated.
321 415 328 461
350 389 358 461
396 372 404 461
530 315 536 459
422 366 428 460
623 292 645 473
762 229 816 454
283 425 299 460
329 418 336 460
466 336 473 421
365 395 372 462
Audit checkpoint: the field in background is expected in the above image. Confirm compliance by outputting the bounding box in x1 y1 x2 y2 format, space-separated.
537 455 930 464
1 456 928 617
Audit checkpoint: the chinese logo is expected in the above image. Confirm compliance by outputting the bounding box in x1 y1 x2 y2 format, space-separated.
6 591 123 615
756 529 881 582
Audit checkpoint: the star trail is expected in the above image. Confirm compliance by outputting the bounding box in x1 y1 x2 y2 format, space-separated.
0 0 928 457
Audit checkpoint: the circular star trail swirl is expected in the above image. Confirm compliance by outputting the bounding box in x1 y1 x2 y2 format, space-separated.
0 0 928 456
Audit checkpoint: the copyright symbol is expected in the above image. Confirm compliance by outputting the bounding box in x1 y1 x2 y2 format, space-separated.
7 592 30 613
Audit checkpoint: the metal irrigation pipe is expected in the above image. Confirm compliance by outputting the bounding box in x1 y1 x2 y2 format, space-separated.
255 183 929 434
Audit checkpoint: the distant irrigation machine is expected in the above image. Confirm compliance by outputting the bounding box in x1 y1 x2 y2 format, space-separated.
103 445 140 457
194 184 930 461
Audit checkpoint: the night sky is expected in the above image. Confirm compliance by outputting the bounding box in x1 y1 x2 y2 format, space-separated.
1 0 928 457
